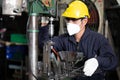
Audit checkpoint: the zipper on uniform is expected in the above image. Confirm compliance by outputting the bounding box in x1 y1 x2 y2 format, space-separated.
76 42 79 52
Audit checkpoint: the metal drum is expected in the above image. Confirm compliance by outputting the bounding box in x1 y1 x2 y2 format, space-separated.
2 0 23 15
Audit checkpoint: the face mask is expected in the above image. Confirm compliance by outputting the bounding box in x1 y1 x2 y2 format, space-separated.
67 23 80 36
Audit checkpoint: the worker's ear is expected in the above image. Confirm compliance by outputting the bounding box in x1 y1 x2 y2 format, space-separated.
81 18 88 26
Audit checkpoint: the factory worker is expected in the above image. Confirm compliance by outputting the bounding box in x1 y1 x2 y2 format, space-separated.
39 0 118 80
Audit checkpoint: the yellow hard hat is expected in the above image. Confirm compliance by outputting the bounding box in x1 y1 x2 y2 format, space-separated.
62 0 90 18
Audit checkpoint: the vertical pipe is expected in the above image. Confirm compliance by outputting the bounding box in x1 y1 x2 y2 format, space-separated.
27 13 39 80
97 0 104 34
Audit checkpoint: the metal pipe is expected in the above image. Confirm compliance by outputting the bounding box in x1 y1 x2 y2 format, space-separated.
49 17 54 38
27 13 39 80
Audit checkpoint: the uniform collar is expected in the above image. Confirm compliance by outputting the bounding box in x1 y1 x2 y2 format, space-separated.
80 27 91 41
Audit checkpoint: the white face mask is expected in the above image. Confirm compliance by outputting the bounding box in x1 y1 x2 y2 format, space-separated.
67 23 80 36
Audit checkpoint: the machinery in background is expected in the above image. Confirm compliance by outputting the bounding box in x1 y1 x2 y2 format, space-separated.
28 0 57 16
2 0 27 16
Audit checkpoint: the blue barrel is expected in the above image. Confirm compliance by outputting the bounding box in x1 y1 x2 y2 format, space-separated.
6 45 28 60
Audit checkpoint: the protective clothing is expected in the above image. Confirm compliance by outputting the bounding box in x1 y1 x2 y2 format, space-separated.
83 58 99 76
62 0 90 18
67 23 80 35
39 27 118 80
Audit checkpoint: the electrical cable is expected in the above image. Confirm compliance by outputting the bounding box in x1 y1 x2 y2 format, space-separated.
51 48 61 61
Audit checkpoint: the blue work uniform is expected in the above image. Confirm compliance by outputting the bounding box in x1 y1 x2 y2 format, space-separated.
39 26 118 80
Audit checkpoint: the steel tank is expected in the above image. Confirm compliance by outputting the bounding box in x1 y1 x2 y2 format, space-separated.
2 0 23 15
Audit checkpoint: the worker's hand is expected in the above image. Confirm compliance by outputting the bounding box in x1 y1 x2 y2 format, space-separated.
41 16 49 27
83 58 99 76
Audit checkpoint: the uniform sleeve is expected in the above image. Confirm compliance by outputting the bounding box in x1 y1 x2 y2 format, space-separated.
96 36 118 70
39 26 49 49
52 36 65 51
39 26 64 52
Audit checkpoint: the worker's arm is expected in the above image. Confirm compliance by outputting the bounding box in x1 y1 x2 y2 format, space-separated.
38 16 50 50
96 36 118 70
38 25 49 50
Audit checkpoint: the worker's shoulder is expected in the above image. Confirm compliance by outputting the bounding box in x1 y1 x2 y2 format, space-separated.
89 30 105 38
58 33 69 38
86 29 107 42
53 33 69 40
